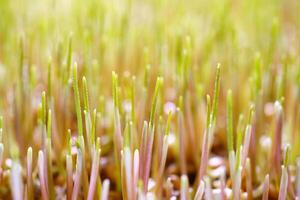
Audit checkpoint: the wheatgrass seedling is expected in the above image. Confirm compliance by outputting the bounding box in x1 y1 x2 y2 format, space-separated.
66 153 73 200
10 161 23 200
82 76 90 113
232 166 242 200
82 76 96 156
245 158 253 199
87 137 101 200
272 101 283 175
278 145 290 200
178 107 187 174
26 147 33 200
46 110 55 200
150 77 163 127
154 112 172 197
198 95 211 182
112 71 123 190
235 114 244 170
226 89 236 182
71 64 90 198
0 1 300 199
41 91 47 125
198 64 221 184
72 63 83 137
72 147 83 200
211 63 221 126
141 122 155 192
226 90 234 152
38 150 48 200
122 146 133 200
240 105 254 169
138 76 163 192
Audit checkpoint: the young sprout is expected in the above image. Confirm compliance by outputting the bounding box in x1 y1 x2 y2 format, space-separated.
123 121 132 150
143 124 155 192
112 71 123 190
27 147 33 200
72 63 83 136
158 111 172 177
122 122 134 199
278 165 288 200
235 114 244 170
178 107 187 174
66 153 73 200
133 149 139 200
276 64 287 100
122 147 133 200
82 76 90 113
226 89 234 153
72 147 83 200
87 138 101 200
139 121 148 182
272 101 283 174
1 1 300 200
38 150 48 200
121 150 126 200
139 77 163 192
150 77 163 126
242 106 254 168
207 64 221 147
206 95 211 131
245 158 253 199
198 95 211 182
10 161 24 200
233 166 242 200
278 145 290 200
112 71 122 154
41 91 47 125
211 63 221 126
46 109 55 200
226 90 236 180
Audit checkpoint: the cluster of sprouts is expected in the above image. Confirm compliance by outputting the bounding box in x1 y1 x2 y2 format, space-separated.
0 0 299 199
